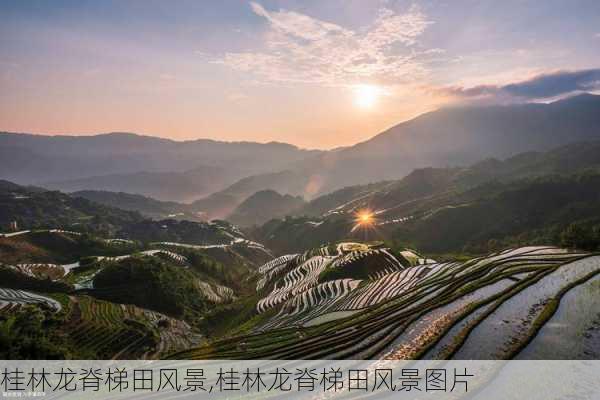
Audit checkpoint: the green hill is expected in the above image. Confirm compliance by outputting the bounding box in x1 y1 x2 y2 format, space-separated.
228 190 305 227
249 141 600 256
71 190 199 220
0 181 143 235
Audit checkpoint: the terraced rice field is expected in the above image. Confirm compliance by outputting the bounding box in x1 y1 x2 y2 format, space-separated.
0 228 134 246
253 244 432 328
172 245 600 360
4 254 174 286
95 249 189 265
65 296 202 359
256 254 299 291
0 229 81 238
197 280 236 303
65 296 151 358
257 255 334 313
0 288 62 312
139 249 188 265
5 263 68 279
331 248 404 270
516 273 600 359
121 305 204 359
152 237 274 258
260 278 361 330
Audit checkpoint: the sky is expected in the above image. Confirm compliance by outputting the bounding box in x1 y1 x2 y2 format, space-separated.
1 0 599 149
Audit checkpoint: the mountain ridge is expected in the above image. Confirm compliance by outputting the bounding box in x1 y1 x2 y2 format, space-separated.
0 131 323 201
0 130 314 150
296 93 600 192
3 93 600 204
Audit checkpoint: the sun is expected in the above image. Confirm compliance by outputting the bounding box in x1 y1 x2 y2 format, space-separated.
353 84 381 109
350 209 377 233
355 210 374 226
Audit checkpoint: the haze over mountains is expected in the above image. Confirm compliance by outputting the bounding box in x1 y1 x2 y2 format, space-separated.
227 190 305 227
294 93 600 191
179 93 600 219
0 132 321 201
2 94 599 209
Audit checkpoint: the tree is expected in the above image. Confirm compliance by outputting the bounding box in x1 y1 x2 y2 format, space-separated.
560 222 599 251
0 306 70 359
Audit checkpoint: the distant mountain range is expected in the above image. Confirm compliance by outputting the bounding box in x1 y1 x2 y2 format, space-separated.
71 190 198 221
53 166 234 203
5 138 600 253
177 93 600 214
2 93 599 206
0 132 322 201
290 139 600 220
193 94 600 221
287 93 600 193
190 170 311 220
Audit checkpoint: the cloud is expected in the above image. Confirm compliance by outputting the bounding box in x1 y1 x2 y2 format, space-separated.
212 2 434 87
442 69 600 102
